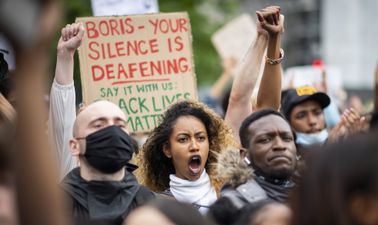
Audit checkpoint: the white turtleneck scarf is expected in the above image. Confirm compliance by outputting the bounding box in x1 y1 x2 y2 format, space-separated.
169 170 217 214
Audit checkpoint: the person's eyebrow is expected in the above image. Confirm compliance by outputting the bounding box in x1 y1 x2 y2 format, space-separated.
194 131 207 135
279 131 294 136
114 117 127 124
88 117 107 126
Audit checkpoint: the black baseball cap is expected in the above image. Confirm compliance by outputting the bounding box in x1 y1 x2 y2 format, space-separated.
281 85 330 120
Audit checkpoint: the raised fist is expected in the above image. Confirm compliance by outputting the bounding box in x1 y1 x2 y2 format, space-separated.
57 22 84 53
256 6 284 36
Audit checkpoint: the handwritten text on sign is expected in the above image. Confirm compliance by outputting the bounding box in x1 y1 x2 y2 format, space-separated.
77 13 197 133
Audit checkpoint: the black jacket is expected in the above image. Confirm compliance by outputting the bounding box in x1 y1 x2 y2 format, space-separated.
61 167 155 225
217 149 294 208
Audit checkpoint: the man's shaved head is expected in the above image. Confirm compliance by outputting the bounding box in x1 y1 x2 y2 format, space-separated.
69 100 131 180
73 100 128 139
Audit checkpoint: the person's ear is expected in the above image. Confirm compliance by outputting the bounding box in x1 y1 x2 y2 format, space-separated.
240 148 252 165
163 143 172 158
240 148 247 159
69 138 81 156
349 194 378 225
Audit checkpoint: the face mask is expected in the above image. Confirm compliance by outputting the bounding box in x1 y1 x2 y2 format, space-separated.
82 125 136 174
324 101 341 128
295 129 328 146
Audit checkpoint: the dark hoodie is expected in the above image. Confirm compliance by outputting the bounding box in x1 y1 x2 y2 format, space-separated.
61 167 155 225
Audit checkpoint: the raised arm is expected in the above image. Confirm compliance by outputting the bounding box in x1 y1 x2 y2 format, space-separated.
49 22 84 179
224 26 268 139
55 22 84 85
255 6 284 111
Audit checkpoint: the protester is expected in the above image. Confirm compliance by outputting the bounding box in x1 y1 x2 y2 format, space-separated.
218 109 297 207
123 198 215 225
290 132 378 225
49 22 155 225
140 100 237 213
49 22 145 175
207 6 298 216
49 22 82 179
225 5 284 140
61 100 155 225
281 85 331 147
281 85 366 148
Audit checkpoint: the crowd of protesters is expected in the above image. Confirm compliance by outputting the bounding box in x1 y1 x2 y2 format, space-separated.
1 2 378 225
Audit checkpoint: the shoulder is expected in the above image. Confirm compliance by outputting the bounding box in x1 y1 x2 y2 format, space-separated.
159 188 174 198
217 148 254 187
134 185 156 203
137 185 155 195
151 188 176 201
221 179 268 209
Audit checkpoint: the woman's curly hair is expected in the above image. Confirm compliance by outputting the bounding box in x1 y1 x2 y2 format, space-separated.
137 100 237 193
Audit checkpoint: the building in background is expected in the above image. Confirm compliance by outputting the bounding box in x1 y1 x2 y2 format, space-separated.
322 0 378 89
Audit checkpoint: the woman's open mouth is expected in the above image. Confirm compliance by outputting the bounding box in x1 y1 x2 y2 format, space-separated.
188 155 202 176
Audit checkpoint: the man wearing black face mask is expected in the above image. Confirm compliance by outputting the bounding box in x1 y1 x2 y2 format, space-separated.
60 100 155 225
50 23 155 224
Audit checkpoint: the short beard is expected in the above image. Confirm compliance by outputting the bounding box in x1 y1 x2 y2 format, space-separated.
250 158 296 181
253 164 294 181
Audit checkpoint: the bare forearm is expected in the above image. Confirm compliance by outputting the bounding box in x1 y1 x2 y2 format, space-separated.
55 48 74 85
256 33 282 110
225 33 268 140
228 33 268 105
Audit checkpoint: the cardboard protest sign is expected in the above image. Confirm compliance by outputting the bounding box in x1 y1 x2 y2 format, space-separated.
283 65 343 93
76 12 197 133
211 14 257 76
